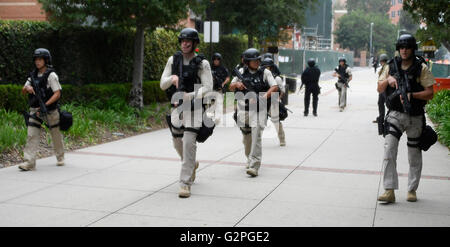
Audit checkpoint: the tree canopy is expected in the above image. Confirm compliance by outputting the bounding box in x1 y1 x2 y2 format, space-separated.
38 0 190 108
403 0 450 50
346 0 391 16
193 0 317 47
334 10 398 56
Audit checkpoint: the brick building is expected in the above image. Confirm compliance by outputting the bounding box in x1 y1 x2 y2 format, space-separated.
0 0 47 20
388 0 403 24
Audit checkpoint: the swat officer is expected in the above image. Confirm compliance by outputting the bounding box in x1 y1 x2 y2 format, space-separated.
229 48 279 177
211 53 230 92
377 34 435 203
374 54 389 126
333 57 352 112
160 28 213 198
261 57 286 146
19 48 64 171
301 58 321 117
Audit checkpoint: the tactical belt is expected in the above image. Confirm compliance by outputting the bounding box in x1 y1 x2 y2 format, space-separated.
407 137 421 148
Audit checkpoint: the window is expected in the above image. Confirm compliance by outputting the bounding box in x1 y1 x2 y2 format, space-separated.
398 10 401 17
398 0 403 3
391 11 395 18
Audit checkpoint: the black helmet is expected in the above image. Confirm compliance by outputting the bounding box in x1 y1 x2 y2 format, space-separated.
178 28 200 44
262 53 273 60
33 48 52 65
379 54 389 62
396 34 417 51
338 57 346 63
212 53 222 60
307 58 316 67
261 57 274 67
243 48 261 63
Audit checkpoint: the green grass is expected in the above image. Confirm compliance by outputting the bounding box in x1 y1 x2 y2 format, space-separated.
426 90 450 147
0 97 170 154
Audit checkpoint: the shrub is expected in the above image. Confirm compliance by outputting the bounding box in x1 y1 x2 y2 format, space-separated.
0 81 167 112
426 90 450 147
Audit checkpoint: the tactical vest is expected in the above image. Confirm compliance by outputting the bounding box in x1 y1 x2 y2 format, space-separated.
28 68 58 111
385 57 427 116
171 51 205 93
212 65 228 90
242 67 270 94
336 65 349 83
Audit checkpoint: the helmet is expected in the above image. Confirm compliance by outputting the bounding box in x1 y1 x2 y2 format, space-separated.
396 34 417 51
212 53 222 60
33 48 52 65
338 57 346 63
261 57 274 67
262 53 273 60
178 28 200 44
243 48 261 63
379 54 389 62
307 58 316 67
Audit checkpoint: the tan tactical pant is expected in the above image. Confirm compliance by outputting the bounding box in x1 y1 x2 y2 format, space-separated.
170 105 201 187
382 111 423 192
336 82 347 109
238 109 267 171
23 108 64 166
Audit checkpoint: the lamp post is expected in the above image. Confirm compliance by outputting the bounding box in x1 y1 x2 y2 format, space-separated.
370 22 374 59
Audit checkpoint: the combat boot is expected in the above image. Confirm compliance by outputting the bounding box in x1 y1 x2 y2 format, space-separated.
246 167 258 177
378 189 395 203
179 185 191 198
18 162 36 171
57 158 65 166
407 191 417 202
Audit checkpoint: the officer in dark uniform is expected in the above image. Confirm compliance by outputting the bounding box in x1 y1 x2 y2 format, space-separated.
160 28 213 198
211 53 230 92
377 34 435 204
229 48 278 177
301 58 321 117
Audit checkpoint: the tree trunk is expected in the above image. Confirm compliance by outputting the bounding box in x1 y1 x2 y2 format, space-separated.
129 24 145 109
248 33 254 48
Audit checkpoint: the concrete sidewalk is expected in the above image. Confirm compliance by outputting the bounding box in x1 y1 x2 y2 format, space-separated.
0 67 449 227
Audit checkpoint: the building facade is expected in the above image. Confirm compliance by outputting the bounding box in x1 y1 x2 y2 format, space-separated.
0 0 47 20
388 0 403 24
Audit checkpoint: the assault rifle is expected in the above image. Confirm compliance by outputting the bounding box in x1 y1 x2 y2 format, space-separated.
334 68 350 88
387 58 412 114
29 74 49 123
233 67 292 116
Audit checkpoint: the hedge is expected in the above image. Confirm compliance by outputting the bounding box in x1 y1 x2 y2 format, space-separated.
0 81 167 112
0 20 249 85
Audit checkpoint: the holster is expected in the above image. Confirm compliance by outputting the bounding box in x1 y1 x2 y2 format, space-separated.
377 116 384 136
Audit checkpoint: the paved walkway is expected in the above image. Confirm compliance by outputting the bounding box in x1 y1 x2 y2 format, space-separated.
1 68 449 227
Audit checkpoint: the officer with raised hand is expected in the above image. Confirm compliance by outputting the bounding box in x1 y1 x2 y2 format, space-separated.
377 34 435 204
261 57 286 146
333 57 352 112
301 58 321 117
160 28 213 198
229 48 279 177
19 48 64 171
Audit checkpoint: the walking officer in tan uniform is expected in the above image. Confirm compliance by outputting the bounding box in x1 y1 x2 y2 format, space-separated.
160 28 213 198
377 34 435 203
229 48 279 177
19 48 64 171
